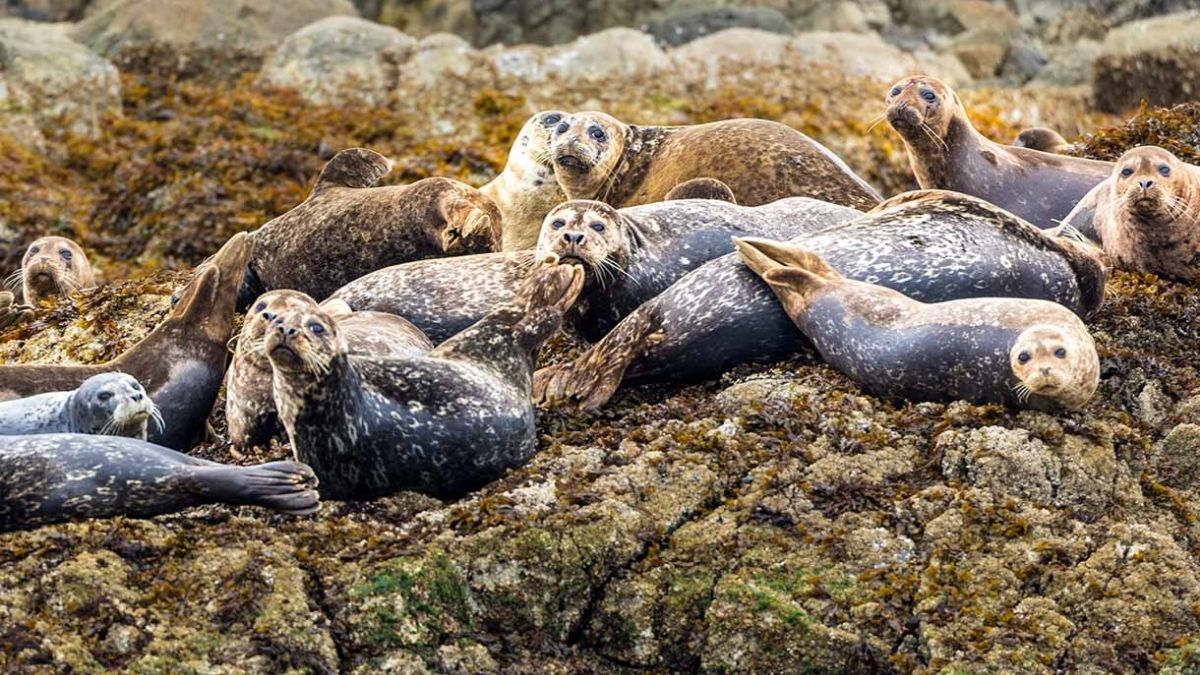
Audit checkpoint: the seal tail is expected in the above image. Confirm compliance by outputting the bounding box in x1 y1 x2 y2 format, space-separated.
312 148 393 193
195 460 320 515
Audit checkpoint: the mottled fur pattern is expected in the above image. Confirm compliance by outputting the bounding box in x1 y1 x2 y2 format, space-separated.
480 111 568 251
226 289 433 448
0 232 253 450
245 147 502 302
885 75 1110 229
550 111 881 210
0 434 318 532
534 191 1108 411
737 238 1099 409
270 264 583 500
0 373 158 439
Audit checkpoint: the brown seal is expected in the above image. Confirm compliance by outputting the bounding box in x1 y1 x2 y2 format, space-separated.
225 289 433 449
15 235 97 306
1067 145 1200 283
885 75 1110 229
663 177 737 203
1013 127 1069 154
480 111 569 251
241 147 502 304
549 111 881 210
734 238 1100 410
0 232 252 450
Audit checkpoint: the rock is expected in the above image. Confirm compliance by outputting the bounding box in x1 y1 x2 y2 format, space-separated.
806 1 873 34
1152 424 1200 491
1092 10 1200 113
642 7 793 47
72 0 359 56
895 0 1019 36
257 17 414 105
543 27 672 83
1000 40 1047 83
0 0 91 21
1042 8 1108 44
360 0 476 40
669 27 794 80
1034 38 1101 86
951 37 1008 79
401 32 487 91
0 18 120 138
915 50 973 86
791 31 918 81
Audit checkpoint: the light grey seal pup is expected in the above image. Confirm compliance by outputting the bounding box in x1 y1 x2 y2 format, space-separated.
0 373 159 439
0 434 319 532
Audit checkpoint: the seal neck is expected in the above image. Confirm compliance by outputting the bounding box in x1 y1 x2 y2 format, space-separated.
600 125 668 206
907 116 981 188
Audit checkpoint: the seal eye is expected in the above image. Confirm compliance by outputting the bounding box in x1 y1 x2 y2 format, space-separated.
1120 167 1134 178
97 391 113 403
921 90 936 103
589 221 605 233
1054 347 1067 359
889 86 901 97
28 245 38 255
543 113 562 126
308 321 325 335
255 302 267 313
1159 165 1171 177
588 126 607 142
1017 352 1031 364
555 121 570 134
59 249 72 261
551 219 566 230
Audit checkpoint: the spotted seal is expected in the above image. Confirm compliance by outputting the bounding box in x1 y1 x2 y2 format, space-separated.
240 147 501 304
480 110 569 251
1013 127 1069 154
534 190 1108 410
0 232 252 450
0 373 159 439
885 75 1110 229
0 434 319 532
1059 146 1200 284
268 262 583 500
735 238 1100 409
226 290 433 449
550 111 881 210
331 197 864 343
15 235 97 305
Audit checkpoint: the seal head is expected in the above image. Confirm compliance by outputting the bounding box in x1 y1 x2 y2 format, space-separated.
1009 324 1099 409
534 200 636 284
549 111 628 199
68 373 159 439
885 76 958 146
18 236 96 305
482 110 569 251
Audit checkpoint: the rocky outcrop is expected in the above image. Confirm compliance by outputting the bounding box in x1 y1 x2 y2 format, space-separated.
1091 10 1200 113
71 0 360 56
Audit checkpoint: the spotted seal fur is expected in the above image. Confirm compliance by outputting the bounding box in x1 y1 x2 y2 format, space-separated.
534 190 1108 410
269 262 583 500
736 238 1100 409
0 434 318 532
0 373 159 439
480 110 569 251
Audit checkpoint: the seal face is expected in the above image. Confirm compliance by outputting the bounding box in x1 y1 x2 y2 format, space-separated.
1073 146 1200 283
226 289 433 448
549 111 881 210
15 236 96 306
885 75 1111 229
534 190 1108 411
332 197 864 344
242 147 502 304
0 232 253 450
480 110 569 251
735 238 1100 409
0 434 319 532
269 263 584 501
0 373 158 439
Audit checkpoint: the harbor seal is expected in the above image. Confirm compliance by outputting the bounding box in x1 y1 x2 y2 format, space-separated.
550 112 881 210
0 232 252 450
735 238 1100 409
331 197 863 343
269 262 584 500
885 75 1110 229
15 235 97 305
664 177 737 203
226 290 433 449
534 190 1108 410
480 110 569 251
0 373 159 439
0 434 318 532
1013 127 1069 154
241 147 502 304
1060 146 1200 283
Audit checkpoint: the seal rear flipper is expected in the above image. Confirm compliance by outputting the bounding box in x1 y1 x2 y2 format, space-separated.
312 148 392 193
194 460 320 515
665 177 737 204
732 237 842 281
533 308 665 411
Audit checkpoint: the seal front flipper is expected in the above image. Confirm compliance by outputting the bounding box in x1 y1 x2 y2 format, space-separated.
0 291 35 333
533 307 665 411
435 188 502 254
193 461 320 515
311 147 393 193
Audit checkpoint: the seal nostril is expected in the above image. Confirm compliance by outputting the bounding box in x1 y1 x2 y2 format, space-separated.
262 312 274 321
131 393 143 402
1139 180 1154 190
563 232 585 246
1041 367 1051 376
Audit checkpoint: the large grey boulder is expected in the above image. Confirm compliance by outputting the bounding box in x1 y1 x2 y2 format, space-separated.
1091 10 1200 113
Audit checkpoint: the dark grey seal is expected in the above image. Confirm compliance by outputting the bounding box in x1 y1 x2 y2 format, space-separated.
0 434 319 532
0 373 159 439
